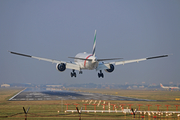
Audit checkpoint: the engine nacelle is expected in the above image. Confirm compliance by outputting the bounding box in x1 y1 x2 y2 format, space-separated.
56 63 66 72
105 64 114 73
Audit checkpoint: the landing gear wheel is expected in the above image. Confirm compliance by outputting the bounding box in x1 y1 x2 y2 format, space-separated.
79 71 83 74
71 69 77 77
98 73 100 78
71 72 73 77
98 70 104 78
74 72 76 77
102 73 104 78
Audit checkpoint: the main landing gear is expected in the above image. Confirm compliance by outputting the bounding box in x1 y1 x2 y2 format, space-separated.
79 71 83 74
98 70 104 78
71 70 83 77
71 69 76 77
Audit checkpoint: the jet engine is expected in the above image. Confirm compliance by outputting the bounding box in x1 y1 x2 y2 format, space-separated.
56 63 66 72
105 64 114 73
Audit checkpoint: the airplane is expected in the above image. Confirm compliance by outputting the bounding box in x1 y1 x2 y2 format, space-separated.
160 83 179 90
9 30 169 78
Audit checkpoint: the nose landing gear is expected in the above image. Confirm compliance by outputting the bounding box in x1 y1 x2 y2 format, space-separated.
98 70 104 78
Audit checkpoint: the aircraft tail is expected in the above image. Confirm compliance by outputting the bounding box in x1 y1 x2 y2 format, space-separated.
92 30 96 57
160 83 164 88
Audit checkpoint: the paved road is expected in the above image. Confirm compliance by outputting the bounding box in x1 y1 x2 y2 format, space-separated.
9 88 156 101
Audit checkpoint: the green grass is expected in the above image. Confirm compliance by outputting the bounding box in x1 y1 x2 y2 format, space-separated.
0 88 180 119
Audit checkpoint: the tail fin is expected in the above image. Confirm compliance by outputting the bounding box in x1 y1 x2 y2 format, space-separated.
160 83 163 87
92 30 96 57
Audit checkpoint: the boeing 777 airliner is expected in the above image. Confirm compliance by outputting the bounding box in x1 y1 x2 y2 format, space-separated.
9 30 168 78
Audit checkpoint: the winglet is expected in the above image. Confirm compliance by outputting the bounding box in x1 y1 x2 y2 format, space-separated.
92 30 96 57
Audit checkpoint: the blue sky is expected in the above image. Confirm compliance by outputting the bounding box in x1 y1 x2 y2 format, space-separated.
0 0 180 85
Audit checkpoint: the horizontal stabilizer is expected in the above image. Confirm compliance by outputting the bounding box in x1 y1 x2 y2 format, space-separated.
97 58 123 61
69 57 122 61
68 57 92 61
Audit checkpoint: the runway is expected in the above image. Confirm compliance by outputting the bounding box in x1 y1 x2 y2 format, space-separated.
9 88 156 101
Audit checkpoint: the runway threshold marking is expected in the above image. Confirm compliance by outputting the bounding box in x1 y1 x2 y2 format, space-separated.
8 88 27 101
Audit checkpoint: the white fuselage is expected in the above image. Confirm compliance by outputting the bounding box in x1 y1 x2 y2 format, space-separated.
160 84 179 89
74 52 98 70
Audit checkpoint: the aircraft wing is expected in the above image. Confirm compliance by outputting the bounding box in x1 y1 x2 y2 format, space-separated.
9 51 80 71
115 55 168 65
96 55 168 71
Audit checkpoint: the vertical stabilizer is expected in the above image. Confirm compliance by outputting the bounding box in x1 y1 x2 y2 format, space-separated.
160 83 164 88
92 30 96 56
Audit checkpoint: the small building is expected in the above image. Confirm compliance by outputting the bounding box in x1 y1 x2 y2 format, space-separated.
46 85 63 88
139 85 144 89
1 84 10 87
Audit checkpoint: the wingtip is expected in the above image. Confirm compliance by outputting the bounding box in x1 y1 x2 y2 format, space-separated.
8 51 32 57
147 54 169 60
8 51 14 54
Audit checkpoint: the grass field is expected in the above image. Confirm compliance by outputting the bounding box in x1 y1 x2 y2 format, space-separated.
0 87 180 119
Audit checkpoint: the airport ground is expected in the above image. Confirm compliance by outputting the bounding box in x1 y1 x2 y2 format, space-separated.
0 87 180 119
